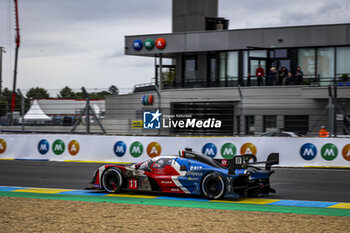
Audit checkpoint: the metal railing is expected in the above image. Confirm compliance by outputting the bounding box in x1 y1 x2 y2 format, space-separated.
160 75 350 89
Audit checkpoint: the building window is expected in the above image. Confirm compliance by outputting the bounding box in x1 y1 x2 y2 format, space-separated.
244 50 267 85
263 115 277 132
208 53 216 84
270 49 287 58
184 55 198 85
243 51 248 79
227 51 238 84
245 115 255 135
284 115 309 135
317 47 335 85
157 65 176 88
249 50 267 58
336 47 350 76
298 48 316 79
219 52 226 84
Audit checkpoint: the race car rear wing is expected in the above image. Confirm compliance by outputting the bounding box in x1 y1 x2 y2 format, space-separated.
215 153 279 174
255 153 279 171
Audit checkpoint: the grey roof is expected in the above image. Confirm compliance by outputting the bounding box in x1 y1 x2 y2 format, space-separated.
125 23 350 57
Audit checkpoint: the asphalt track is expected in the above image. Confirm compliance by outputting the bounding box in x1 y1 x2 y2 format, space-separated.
0 160 350 203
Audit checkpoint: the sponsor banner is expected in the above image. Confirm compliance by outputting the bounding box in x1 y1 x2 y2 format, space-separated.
133 38 166 51
0 134 349 167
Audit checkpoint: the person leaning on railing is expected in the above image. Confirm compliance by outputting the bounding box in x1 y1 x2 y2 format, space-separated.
285 72 293 85
255 64 265 86
295 66 304 85
267 67 277 86
279 67 288 85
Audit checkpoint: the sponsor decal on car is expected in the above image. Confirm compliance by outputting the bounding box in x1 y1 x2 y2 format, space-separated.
190 166 203 170
161 180 173 184
187 172 203 177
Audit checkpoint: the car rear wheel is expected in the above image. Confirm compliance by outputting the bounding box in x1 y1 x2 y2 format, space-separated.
201 173 225 200
102 168 123 193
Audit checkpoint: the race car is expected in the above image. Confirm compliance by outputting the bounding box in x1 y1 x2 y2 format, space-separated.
89 148 279 199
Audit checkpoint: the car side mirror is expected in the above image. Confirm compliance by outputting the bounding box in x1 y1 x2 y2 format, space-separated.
180 165 187 171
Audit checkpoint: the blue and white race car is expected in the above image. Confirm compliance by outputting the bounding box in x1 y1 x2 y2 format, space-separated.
89 148 279 200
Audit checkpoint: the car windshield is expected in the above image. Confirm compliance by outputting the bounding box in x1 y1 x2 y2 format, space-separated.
280 132 291 137
184 151 225 169
138 159 153 171
152 158 173 169
261 132 275 136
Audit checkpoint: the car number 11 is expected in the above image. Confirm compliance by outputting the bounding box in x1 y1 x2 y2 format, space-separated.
128 179 138 190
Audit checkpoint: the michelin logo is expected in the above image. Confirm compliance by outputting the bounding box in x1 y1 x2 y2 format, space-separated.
143 109 162 129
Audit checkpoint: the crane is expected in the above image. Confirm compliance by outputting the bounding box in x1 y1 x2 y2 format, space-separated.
11 0 20 122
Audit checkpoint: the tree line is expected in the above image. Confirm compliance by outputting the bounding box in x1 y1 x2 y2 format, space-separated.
0 85 119 116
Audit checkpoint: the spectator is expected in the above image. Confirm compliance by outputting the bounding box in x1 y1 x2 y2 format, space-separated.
255 64 265 86
267 67 277 85
319 125 329 137
295 66 304 85
285 72 293 85
279 67 288 85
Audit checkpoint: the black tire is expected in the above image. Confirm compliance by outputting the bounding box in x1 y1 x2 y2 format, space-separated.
201 173 226 200
101 168 123 193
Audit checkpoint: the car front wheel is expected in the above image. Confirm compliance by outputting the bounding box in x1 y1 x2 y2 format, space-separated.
201 173 225 200
101 168 123 193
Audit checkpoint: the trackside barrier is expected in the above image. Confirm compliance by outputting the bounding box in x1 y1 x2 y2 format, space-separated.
0 134 349 167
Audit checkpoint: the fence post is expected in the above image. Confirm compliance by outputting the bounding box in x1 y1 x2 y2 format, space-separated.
86 95 90 133
154 85 161 136
333 85 337 137
238 85 244 136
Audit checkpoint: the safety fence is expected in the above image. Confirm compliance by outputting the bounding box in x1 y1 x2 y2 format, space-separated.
0 85 349 137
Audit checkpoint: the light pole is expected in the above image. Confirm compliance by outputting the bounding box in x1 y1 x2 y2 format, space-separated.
0 47 5 97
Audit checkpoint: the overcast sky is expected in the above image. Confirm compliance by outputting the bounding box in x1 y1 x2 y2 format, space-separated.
1 0 350 95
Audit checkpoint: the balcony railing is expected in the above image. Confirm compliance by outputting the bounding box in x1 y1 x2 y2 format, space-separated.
161 75 350 89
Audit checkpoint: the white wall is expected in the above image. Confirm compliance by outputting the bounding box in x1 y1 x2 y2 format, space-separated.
0 134 349 167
